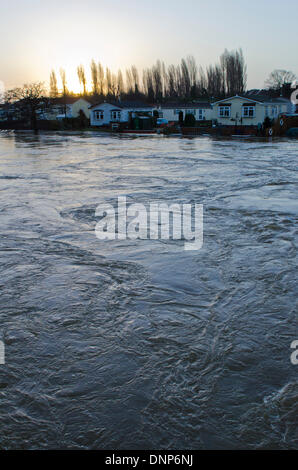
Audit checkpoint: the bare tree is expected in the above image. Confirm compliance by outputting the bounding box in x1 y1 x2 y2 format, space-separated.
49 48 249 102
117 70 124 97
152 61 163 102
131 65 140 95
106 67 113 96
98 62 105 95
60 68 68 95
142 68 154 102
77 64 87 95
180 58 191 99
220 48 247 96
197 66 208 96
49 70 58 98
6 82 45 129
90 60 98 95
265 69 297 90
167 64 178 98
110 72 118 98
59 68 68 116
126 68 134 94
186 55 198 97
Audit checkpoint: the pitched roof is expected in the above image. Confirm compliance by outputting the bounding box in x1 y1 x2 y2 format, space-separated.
160 102 211 109
243 90 291 104
212 94 290 105
89 100 155 110
212 95 263 105
246 95 290 104
49 96 92 105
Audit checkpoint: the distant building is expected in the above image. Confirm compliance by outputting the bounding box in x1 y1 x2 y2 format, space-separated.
158 103 212 122
39 97 92 120
0 102 22 121
0 104 7 120
89 101 155 127
212 95 291 126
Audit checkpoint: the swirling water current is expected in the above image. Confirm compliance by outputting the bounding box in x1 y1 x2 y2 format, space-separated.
0 130 297 449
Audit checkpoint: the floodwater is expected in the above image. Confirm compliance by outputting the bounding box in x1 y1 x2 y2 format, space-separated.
0 130 297 450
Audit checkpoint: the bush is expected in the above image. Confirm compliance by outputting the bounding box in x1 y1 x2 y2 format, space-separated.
263 116 273 129
179 111 184 125
184 113 196 127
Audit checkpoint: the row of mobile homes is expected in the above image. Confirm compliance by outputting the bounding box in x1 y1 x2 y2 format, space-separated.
1 93 294 131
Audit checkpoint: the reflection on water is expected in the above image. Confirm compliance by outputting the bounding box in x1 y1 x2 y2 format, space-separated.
0 130 297 449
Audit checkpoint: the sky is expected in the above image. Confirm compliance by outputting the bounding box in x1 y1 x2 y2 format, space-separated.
0 0 297 93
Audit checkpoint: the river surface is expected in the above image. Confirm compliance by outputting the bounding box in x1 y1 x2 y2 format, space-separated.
0 130 297 450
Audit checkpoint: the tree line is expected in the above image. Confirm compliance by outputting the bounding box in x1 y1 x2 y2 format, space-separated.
49 48 248 102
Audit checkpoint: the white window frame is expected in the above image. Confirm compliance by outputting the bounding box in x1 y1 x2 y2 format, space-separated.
94 110 104 120
242 106 255 118
219 106 231 118
197 109 204 120
111 110 121 120
185 109 196 115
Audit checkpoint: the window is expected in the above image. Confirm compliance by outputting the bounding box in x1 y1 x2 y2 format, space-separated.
219 106 231 118
186 109 196 115
242 106 255 118
94 111 104 120
111 111 121 120
271 106 277 117
174 109 182 115
197 109 204 120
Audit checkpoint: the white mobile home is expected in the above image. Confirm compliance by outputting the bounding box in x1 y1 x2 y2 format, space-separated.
159 103 212 122
212 95 290 126
90 101 155 126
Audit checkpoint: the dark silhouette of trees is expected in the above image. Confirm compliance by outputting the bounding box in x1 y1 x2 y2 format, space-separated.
265 69 297 90
50 48 248 103
117 70 124 97
131 65 140 95
5 82 45 129
207 64 224 98
143 68 154 101
98 63 105 95
59 68 68 116
49 70 58 97
77 64 87 95
137 49 246 102
59 68 68 96
106 67 113 96
220 48 247 96
90 61 105 96
91 59 99 95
